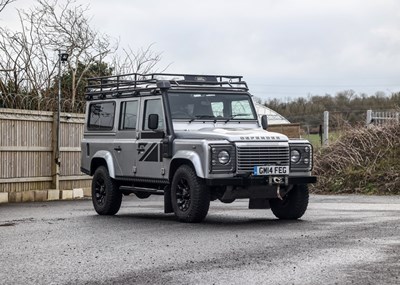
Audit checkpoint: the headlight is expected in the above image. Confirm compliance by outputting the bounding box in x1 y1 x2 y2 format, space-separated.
289 143 313 171
218 150 230 164
290 149 301 163
210 144 235 173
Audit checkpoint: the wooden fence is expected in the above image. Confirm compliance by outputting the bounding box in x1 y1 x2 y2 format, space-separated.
268 123 301 138
0 108 90 194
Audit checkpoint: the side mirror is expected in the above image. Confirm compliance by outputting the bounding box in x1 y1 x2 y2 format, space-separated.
148 114 159 130
261 115 268 130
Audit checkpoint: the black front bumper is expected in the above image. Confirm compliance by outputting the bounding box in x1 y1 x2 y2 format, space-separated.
205 175 317 187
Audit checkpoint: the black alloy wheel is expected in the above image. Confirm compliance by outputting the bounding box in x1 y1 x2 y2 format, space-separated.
91 166 122 215
171 165 210 223
176 177 191 212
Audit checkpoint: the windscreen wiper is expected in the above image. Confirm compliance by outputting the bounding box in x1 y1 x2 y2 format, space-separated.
224 114 248 123
189 115 215 123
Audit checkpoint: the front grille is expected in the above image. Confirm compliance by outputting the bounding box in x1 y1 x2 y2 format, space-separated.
236 145 289 173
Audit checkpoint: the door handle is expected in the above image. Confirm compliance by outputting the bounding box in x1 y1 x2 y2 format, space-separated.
137 147 145 153
114 146 122 151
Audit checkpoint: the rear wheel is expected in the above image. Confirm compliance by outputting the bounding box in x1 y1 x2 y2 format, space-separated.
270 184 309 220
171 165 210 223
92 166 122 215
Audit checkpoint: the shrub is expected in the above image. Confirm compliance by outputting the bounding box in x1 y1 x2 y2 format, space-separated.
311 123 400 194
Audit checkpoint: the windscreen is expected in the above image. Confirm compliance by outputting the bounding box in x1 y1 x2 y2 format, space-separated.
168 93 257 120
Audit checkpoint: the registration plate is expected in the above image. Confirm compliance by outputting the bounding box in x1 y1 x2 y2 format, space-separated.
253 165 289 176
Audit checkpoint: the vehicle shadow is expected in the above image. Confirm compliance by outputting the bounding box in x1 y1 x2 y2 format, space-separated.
89 211 308 229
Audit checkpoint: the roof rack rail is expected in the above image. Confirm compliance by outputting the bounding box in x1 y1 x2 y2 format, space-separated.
85 73 248 100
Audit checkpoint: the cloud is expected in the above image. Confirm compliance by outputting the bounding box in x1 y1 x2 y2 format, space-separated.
2 0 400 98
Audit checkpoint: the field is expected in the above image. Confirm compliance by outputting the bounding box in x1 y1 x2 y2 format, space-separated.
302 132 341 149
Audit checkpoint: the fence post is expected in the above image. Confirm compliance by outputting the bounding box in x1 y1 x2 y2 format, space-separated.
52 112 60 190
366 110 372 126
323 111 329 146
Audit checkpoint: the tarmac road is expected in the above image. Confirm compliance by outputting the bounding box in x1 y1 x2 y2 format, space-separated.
0 195 399 285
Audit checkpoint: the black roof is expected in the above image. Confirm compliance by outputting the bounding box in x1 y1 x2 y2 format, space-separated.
85 73 249 100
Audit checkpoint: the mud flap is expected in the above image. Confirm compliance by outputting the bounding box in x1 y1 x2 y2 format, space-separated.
164 185 173 213
249 198 270 209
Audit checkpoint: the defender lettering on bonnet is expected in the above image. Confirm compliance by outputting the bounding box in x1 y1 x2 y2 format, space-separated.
240 136 281 140
81 73 317 223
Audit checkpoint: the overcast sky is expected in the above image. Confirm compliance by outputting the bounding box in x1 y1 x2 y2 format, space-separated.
2 0 400 101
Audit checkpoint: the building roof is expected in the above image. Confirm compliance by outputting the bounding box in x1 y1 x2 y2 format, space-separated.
254 103 290 125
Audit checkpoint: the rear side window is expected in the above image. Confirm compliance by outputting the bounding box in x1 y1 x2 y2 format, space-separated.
88 102 115 130
120 100 138 130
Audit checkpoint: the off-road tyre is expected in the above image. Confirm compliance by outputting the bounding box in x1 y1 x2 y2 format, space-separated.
270 184 309 220
171 165 210 223
92 166 122 215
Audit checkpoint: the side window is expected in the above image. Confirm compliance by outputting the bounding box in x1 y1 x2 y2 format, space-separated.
120 100 138 130
143 99 164 131
88 102 115 130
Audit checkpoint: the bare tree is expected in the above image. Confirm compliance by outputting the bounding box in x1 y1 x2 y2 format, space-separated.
0 0 15 14
0 1 18 93
112 43 170 75
0 0 114 105
0 7 64 97
26 0 115 105
0 28 19 94
0 0 167 108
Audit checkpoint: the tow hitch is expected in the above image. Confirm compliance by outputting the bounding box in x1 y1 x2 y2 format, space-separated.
269 176 288 200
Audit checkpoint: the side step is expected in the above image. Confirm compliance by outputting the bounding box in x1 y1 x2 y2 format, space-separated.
119 186 164 195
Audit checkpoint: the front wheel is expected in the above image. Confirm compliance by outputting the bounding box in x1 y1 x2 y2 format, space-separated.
92 166 122 215
171 165 210 223
270 184 309 220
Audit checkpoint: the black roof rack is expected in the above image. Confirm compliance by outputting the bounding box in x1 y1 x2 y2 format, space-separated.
85 73 248 100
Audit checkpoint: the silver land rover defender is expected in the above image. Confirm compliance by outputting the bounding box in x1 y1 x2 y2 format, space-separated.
81 73 316 222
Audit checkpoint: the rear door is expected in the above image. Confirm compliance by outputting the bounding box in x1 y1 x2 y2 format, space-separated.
135 96 166 179
113 99 139 177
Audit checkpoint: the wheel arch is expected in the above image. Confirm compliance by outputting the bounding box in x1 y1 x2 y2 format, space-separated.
169 150 205 181
169 158 195 182
90 150 116 178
